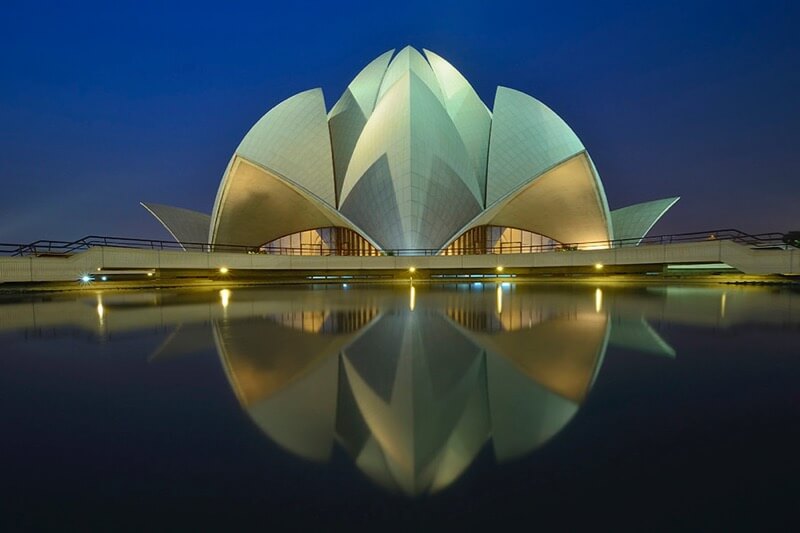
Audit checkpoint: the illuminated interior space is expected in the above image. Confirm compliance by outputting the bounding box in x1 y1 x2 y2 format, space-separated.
443 226 559 255
261 227 378 256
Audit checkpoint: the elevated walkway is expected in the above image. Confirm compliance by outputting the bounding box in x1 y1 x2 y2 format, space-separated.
1 238 797 283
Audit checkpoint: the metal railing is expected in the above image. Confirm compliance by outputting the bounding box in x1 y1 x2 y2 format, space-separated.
0 229 789 258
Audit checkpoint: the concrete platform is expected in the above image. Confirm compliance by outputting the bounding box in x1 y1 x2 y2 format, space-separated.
1 240 797 285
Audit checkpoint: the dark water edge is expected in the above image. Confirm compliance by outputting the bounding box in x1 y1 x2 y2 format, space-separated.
0 284 798 531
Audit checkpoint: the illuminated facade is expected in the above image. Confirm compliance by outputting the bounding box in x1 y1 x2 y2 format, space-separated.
142 47 678 254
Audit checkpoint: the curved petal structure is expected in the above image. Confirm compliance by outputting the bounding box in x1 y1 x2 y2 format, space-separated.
451 152 613 248
212 297 382 462
340 71 482 250
146 46 679 253
424 49 492 204
611 197 680 245
208 88 343 247
233 88 335 206
140 202 210 249
329 50 395 203
486 87 586 206
339 311 487 495
376 46 444 106
483 310 609 461
213 319 344 462
487 353 580 462
209 157 368 247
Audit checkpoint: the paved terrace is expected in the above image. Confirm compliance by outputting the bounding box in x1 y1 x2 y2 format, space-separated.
1 230 797 283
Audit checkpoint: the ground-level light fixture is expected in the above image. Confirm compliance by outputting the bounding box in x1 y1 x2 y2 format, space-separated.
219 267 229 274
594 263 604 270
409 267 416 273
496 266 504 272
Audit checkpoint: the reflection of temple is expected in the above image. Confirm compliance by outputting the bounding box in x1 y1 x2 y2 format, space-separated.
3 285 798 494
208 286 674 495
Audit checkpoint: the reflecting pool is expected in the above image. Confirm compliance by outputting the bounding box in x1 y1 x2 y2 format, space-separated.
1 284 798 529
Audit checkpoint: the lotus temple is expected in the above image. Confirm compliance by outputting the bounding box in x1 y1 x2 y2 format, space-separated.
141 46 679 255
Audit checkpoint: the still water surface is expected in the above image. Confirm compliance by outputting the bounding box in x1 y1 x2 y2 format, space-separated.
1 283 798 530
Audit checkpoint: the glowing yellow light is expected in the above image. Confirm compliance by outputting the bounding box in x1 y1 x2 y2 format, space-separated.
96 267 102 272
594 263 604 270
721 292 727 318
219 267 229 274
147 272 153 277
595 288 603 313
96 294 105 325
409 285 416 311
496 285 503 314
409 267 416 273
220 289 231 308
496 266 504 273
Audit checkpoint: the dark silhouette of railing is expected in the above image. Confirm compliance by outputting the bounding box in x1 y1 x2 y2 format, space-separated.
0 229 789 258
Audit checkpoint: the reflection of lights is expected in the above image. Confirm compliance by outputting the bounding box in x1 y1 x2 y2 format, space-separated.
721 293 727 318
595 288 603 313
496 285 503 314
219 289 231 308
96 294 105 325
594 263 604 270
410 285 416 311
501 282 511 288
496 266 504 273
408 267 416 273
219 267 229 274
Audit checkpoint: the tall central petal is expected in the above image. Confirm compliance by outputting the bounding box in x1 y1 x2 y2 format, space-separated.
339 67 482 250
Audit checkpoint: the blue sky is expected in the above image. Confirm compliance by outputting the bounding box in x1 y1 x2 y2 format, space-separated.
1 0 798 242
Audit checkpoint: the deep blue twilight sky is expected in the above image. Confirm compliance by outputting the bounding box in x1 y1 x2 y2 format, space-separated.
1 0 798 243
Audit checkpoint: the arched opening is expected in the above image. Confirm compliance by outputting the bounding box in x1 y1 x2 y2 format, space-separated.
442 225 561 255
261 227 379 256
